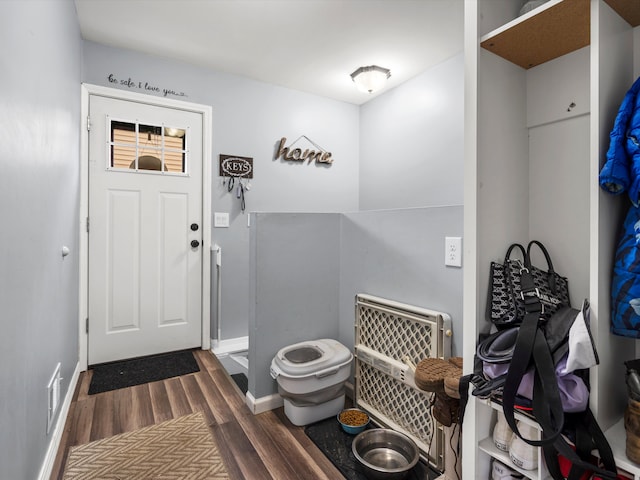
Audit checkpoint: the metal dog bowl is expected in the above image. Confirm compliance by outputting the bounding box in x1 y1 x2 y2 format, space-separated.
352 428 419 480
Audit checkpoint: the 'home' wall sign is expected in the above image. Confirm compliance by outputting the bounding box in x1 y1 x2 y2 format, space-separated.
275 136 333 165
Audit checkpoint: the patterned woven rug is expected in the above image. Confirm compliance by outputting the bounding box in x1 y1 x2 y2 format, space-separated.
63 412 229 479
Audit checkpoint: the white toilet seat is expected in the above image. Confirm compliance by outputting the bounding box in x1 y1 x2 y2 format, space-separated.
272 338 352 377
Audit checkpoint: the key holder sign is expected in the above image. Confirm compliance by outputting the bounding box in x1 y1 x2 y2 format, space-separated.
219 154 253 178
219 154 252 214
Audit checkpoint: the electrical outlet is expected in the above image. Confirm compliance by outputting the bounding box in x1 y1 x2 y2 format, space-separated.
445 236 462 267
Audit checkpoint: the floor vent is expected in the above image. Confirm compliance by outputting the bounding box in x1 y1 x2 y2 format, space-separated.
47 363 62 434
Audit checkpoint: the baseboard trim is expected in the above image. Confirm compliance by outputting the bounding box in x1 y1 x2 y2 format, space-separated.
211 336 248 355
37 361 81 480
246 391 283 415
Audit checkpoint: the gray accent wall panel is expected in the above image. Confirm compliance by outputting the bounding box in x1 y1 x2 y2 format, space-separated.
339 206 464 357
249 207 463 400
249 213 341 398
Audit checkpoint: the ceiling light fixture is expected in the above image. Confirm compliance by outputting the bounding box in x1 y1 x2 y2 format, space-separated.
350 65 391 94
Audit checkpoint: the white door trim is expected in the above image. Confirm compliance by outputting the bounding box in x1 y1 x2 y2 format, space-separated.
79 83 212 370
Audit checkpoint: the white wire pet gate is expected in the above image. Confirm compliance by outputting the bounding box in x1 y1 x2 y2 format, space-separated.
354 294 452 471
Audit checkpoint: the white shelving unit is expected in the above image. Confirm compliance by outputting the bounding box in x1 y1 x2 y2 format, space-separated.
477 400 550 480
463 0 640 478
606 419 640 479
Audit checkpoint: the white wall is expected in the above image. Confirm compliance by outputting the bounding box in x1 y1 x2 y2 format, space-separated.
0 1 81 478
82 41 360 342
359 54 464 210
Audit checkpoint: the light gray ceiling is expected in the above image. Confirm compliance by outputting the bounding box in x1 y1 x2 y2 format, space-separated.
74 0 464 105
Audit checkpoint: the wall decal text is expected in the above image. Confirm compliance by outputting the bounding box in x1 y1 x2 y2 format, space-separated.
107 74 188 98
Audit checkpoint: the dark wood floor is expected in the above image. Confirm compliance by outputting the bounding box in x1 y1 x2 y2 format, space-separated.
50 349 345 479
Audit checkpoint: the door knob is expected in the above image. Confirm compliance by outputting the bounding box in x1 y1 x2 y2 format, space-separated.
191 240 200 248
190 223 199 231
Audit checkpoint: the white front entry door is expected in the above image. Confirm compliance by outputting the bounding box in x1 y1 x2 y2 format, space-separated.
88 94 204 365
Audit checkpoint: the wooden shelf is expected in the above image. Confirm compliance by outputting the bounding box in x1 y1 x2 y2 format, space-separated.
480 0 589 70
478 437 546 480
480 0 640 70
605 0 640 27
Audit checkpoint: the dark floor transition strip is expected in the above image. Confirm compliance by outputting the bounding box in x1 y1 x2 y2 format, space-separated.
304 416 439 480
88 349 200 395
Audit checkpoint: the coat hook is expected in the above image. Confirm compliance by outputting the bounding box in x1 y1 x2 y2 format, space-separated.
567 102 576 112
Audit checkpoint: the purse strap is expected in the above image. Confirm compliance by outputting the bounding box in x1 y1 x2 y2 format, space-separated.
504 243 526 263
526 240 558 293
543 409 618 480
501 266 565 446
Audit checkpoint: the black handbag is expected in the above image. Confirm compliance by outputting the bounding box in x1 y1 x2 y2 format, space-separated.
512 240 571 321
488 241 570 328
487 243 526 327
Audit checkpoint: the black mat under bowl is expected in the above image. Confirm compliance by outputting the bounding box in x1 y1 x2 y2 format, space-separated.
88 349 200 395
231 373 248 395
304 417 440 480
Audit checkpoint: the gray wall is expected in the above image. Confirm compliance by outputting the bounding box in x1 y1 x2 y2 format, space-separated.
359 54 464 210
339 206 464 355
351 53 464 354
249 206 463 399
0 1 81 479
249 54 465 400
82 41 360 342
249 213 341 397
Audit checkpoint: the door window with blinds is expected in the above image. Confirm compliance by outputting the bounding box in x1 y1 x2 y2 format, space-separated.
108 118 188 174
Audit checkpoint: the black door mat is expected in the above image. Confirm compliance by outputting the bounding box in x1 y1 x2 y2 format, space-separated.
231 373 248 395
88 349 200 395
304 416 440 480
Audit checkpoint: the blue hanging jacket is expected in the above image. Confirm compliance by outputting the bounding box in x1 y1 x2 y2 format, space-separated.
608 204 640 337
600 76 640 337
600 76 640 205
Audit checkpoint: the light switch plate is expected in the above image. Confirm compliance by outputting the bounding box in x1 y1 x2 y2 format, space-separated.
214 212 229 228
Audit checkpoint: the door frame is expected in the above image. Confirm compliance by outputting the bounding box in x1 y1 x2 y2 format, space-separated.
79 83 212 370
